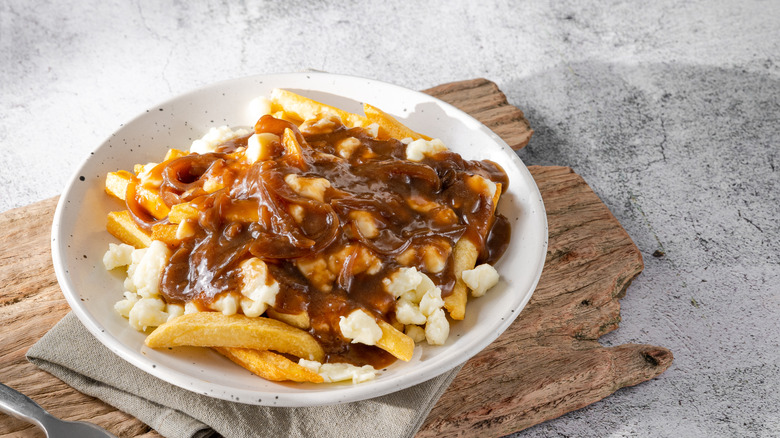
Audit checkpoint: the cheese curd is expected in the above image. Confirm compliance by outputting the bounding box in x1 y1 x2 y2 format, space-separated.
284 174 331 203
245 133 280 163
103 243 134 270
247 96 273 121
395 298 427 325
461 263 500 297
425 308 449 345
383 267 449 345
238 258 280 318
105 240 174 332
339 310 383 345
190 126 251 154
129 297 169 331
123 240 171 298
298 359 377 384
383 267 423 298
405 138 447 161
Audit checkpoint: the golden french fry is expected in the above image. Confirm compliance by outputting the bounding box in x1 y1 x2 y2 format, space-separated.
267 308 311 330
214 347 324 383
489 182 502 229
168 203 198 224
444 179 503 319
271 88 369 128
105 170 133 201
107 210 151 249
107 170 169 220
492 183 502 212
145 312 326 362
168 201 260 224
225 200 260 223
363 103 432 141
443 237 478 320
151 223 179 245
135 186 170 220
271 110 301 124
376 319 415 362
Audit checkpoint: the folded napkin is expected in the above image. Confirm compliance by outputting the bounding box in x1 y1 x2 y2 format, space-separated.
27 313 459 438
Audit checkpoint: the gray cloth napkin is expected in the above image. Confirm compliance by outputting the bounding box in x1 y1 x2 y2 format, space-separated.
27 313 460 438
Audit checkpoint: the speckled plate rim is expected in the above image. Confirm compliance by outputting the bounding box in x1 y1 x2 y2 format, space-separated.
51 72 547 407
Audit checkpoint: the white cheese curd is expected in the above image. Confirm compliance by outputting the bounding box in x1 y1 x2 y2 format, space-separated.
245 133 280 163
210 293 238 316
128 297 169 331
339 310 382 346
467 174 498 199
383 267 423 298
123 240 171 299
461 263 500 297
247 96 273 122
190 126 251 154
284 174 331 203
103 243 134 270
184 301 200 314
384 267 449 344
405 138 447 161
336 136 362 159
166 303 185 321
364 123 380 138
404 325 426 343
298 359 377 384
403 273 436 303
418 286 445 317
238 258 280 317
395 298 427 325
114 291 139 318
425 308 450 345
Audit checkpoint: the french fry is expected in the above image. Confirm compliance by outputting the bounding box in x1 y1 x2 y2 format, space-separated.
270 88 369 128
168 203 198 224
225 200 260 223
106 170 170 220
214 347 324 383
145 312 326 362
443 237 479 320
168 201 260 224
134 185 170 220
444 180 502 319
363 103 432 141
107 210 151 249
267 308 311 330
105 170 133 201
376 319 415 362
151 223 179 245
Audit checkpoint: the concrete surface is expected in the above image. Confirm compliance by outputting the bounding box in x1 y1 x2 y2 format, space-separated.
1 1 779 436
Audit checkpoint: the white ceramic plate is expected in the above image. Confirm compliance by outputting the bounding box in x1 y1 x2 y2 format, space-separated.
51 72 547 406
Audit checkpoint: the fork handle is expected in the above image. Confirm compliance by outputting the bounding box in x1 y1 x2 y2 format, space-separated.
0 382 52 427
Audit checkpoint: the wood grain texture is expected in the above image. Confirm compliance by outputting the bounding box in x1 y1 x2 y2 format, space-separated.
415 166 673 437
423 78 534 151
0 80 671 438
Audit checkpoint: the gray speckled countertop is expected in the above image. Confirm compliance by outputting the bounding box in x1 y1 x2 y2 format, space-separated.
2 1 779 436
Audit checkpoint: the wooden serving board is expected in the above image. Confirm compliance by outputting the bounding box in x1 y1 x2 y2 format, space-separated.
0 79 672 438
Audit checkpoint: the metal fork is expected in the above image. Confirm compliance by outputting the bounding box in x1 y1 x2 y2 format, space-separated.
0 382 117 437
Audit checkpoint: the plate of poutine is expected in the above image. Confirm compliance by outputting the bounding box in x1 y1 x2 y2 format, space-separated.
51 73 547 406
